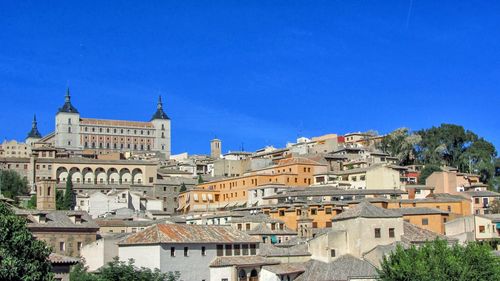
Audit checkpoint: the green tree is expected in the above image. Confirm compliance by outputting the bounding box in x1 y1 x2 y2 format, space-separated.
197 175 204 184
56 190 65 210
70 258 180 281
490 199 500 214
0 202 54 280
179 183 187 193
0 170 29 199
27 194 37 209
378 239 500 281
62 177 74 210
379 128 421 166
418 165 442 184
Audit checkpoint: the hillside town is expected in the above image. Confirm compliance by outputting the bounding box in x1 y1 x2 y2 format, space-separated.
0 92 499 281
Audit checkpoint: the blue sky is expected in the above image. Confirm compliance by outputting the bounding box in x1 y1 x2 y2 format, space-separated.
0 1 499 155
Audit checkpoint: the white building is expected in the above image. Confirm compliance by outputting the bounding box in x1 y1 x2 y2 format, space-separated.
118 224 264 281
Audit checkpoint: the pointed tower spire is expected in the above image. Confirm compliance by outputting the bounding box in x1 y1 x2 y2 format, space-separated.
151 95 169 120
27 114 42 139
157 95 163 110
65 88 71 102
58 88 79 113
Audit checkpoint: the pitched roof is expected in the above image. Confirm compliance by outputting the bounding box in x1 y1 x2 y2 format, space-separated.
295 255 378 281
119 224 259 245
259 243 310 257
332 201 401 221
210 256 279 267
262 263 306 275
48 253 80 264
463 190 500 198
246 223 297 236
401 221 454 244
394 207 449 216
16 210 99 230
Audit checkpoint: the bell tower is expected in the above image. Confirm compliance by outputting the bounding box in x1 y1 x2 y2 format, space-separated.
36 180 56 210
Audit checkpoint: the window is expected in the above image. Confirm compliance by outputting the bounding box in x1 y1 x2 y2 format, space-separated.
479 225 485 233
250 244 256 255
184 247 188 257
375 228 381 238
246 223 251 230
237 224 242 230
225 245 232 256
447 206 451 212
171 247 175 257
77 242 82 251
325 208 332 214
242 244 249 255
422 218 429 225
330 249 336 257
216 245 223 256
310 208 317 215
389 228 395 238
234 244 241 255
59 242 65 252
279 210 285 216
202 246 206 256
475 198 480 204
326 221 332 227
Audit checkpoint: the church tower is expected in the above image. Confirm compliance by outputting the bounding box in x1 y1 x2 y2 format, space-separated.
36 180 56 210
26 114 42 146
151 96 171 159
210 138 221 159
55 89 81 151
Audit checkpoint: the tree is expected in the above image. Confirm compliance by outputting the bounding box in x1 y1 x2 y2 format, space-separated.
0 170 29 199
418 165 442 184
0 202 54 280
179 183 187 193
197 175 204 184
379 128 421 166
27 194 37 209
70 257 180 281
490 199 500 214
56 190 65 210
378 239 500 281
62 177 74 210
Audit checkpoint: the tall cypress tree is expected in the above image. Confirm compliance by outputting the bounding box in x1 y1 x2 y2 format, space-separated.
63 176 74 210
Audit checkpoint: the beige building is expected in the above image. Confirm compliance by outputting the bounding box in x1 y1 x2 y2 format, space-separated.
314 164 404 190
52 90 171 159
425 170 482 194
445 214 500 243
0 140 31 158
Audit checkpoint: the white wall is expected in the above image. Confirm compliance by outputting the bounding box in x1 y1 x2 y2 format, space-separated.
210 267 233 281
119 244 161 269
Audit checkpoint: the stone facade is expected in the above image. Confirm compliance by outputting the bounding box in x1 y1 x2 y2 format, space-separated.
54 90 171 159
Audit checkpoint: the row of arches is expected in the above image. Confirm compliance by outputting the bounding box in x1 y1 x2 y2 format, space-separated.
239 269 259 281
56 167 143 185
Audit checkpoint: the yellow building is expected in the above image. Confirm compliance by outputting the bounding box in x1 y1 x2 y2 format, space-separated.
177 157 328 213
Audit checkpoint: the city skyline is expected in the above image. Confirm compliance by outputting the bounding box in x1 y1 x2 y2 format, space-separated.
1 1 499 154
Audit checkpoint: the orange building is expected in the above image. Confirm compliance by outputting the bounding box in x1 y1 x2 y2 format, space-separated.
177 158 328 213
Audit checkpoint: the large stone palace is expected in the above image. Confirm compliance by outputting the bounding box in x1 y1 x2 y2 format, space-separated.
50 89 171 159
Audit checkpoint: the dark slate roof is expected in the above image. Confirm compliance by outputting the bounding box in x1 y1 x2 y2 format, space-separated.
295 255 378 281
27 115 42 138
151 96 170 120
259 243 310 257
332 201 401 221
58 89 79 113
401 221 454 244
